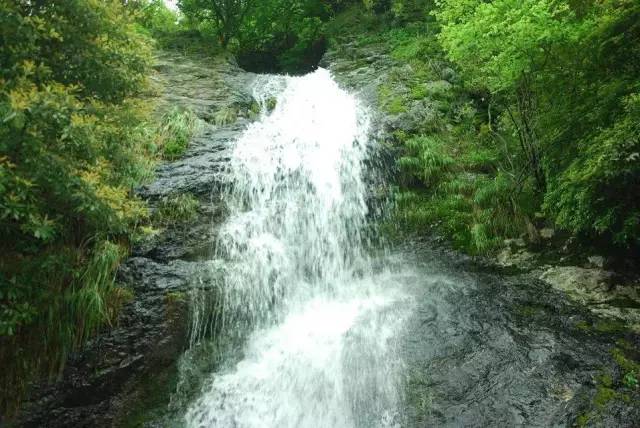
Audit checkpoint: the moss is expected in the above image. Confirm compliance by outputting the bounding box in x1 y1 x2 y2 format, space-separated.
579 347 640 423
598 372 614 388
591 372 617 410
593 320 628 334
388 97 407 114
515 304 544 317
120 359 181 428
611 347 640 373
594 385 616 409
165 291 187 305
404 368 433 424
611 347 640 390
615 338 635 350
575 412 591 427
410 84 428 100
575 320 591 331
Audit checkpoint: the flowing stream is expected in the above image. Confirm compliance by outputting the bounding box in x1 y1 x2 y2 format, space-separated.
184 69 411 427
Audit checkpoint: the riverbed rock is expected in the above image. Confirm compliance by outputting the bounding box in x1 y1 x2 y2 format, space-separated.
496 246 537 269
540 266 640 329
151 51 255 122
325 29 640 427
587 255 606 269
540 266 613 295
15 258 194 427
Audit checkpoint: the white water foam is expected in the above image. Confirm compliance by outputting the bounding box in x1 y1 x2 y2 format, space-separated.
185 68 409 428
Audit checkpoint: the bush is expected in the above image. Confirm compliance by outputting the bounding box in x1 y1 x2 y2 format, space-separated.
179 0 333 73
0 0 154 413
436 0 640 249
545 93 640 246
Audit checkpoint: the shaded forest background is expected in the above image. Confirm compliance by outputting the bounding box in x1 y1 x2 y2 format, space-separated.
1 0 638 416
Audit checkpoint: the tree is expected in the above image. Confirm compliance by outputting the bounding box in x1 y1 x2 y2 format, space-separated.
179 0 256 46
435 0 640 247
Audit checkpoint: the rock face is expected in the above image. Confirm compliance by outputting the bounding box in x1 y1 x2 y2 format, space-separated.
540 266 640 329
14 52 255 428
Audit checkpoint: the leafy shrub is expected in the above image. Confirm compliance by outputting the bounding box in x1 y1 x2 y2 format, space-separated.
545 93 640 246
436 0 640 249
0 0 154 412
135 0 181 36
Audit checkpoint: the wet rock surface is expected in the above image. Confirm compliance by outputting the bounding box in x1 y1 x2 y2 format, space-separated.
323 40 454 142
540 266 640 329
395 239 640 427
14 52 255 428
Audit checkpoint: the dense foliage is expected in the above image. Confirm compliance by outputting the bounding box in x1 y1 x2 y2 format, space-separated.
0 0 156 412
330 0 639 253
436 0 640 248
177 0 343 72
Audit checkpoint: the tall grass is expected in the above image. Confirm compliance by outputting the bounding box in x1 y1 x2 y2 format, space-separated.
153 193 200 226
157 107 203 160
0 240 131 414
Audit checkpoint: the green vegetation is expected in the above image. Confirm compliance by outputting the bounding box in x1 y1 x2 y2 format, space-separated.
0 0 157 412
436 0 640 250
1 0 639 420
576 343 639 426
328 3 536 253
177 0 337 73
0 0 205 414
157 107 202 160
154 193 200 226
327 0 640 255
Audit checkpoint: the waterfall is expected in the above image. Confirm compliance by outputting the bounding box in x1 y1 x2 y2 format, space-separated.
185 69 409 428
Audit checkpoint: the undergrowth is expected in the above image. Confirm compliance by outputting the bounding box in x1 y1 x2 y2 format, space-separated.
328 3 540 254
157 107 203 160
153 193 200 226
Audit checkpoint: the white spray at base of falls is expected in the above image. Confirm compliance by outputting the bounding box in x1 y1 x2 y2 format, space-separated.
185 69 410 428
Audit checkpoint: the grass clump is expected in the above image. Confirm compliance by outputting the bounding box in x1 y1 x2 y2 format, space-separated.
0 240 133 413
153 193 200 226
157 107 202 160
213 107 237 127
395 128 536 253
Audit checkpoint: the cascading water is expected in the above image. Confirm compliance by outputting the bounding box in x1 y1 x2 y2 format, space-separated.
185 69 411 428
